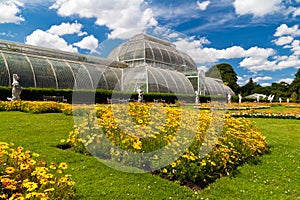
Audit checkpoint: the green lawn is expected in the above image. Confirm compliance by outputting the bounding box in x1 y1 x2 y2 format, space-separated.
0 112 299 199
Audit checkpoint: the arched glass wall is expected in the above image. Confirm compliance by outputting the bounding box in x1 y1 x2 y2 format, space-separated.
0 50 122 90
203 77 234 96
122 64 194 94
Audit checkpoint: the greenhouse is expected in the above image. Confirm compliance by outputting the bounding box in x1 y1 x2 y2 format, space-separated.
0 40 123 90
108 33 197 72
0 34 234 96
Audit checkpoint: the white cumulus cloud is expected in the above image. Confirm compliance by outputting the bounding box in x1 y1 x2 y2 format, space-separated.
278 78 293 84
292 7 300 17
196 0 211 11
274 24 300 37
50 0 158 39
0 0 24 24
47 21 87 36
173 36 276 72
25 29 78 53
260 83 271 87
273 36 294 46
73 35 99 51
25 20 100 53
277 55 300 69
233 0 282 17
253 76 272 82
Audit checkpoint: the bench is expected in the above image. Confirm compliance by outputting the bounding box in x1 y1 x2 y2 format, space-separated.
107 98 136 104
154 99 166 103
107 98 125 104
43 95 67 102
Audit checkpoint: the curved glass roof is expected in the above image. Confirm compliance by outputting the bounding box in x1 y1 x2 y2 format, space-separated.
203 77 234 96
108 34 197 72
122 63 194 94
0 49 122 90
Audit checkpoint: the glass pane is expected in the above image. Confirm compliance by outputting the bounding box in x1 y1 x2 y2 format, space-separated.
28 56 56 88
0 54 9 86
50 60 75 89
3 52 34 88
69 62 93 89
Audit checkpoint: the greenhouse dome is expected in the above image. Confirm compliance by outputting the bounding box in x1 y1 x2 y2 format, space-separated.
203 77 234 96
108 34 197 72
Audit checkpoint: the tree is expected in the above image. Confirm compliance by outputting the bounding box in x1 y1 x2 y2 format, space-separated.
205 63 240 94
291 92 298 102
269 81 290 98
240 78 260 96
289 68 300 100
295 68 300 78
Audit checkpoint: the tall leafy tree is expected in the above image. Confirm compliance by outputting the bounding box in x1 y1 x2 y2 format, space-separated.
205 63 240 94
289 68 300 100
241 78 257 96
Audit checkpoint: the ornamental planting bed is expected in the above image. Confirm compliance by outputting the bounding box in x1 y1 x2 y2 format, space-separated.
0 101 267 198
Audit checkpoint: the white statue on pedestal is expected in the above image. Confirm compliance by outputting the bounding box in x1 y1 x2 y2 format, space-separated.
238 94 242 104
137 87 144 103
227 93 231 103
268 94 275 103
195 90 199 104
7 74 22 101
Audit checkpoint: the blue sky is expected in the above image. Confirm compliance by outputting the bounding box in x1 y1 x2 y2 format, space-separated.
0 0 300 86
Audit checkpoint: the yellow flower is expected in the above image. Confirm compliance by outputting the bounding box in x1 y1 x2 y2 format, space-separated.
171 162 176 168
132 140 142 150
44 188 55 192
20 164 29 170
44 173 54 179
200 160 206 166
10 193 24 199
5 166 15 174
210 161 216 166
58 162 68 170
28 158 36 166
49 162 57 169
23 181 38 192
32 153 39 157
40 179 48 185
67 180 75 186
0 194 8 199
162 168 168 173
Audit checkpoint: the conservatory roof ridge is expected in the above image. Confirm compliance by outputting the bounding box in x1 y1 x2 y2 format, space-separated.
130 33 175 48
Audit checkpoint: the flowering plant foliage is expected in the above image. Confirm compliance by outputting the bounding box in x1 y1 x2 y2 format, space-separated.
0 142 76 199
65 103 268 187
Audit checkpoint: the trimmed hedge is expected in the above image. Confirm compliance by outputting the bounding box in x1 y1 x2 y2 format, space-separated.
0 86 227 104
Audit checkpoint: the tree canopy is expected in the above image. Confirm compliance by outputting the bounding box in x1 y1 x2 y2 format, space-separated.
205 63 240 94
205 63 299 101
289 68 300 99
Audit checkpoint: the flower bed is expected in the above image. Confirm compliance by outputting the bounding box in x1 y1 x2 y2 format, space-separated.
65 103 268 188
0 100 72 115
0 101 269 188
0 142 75 199
230 107 300 120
